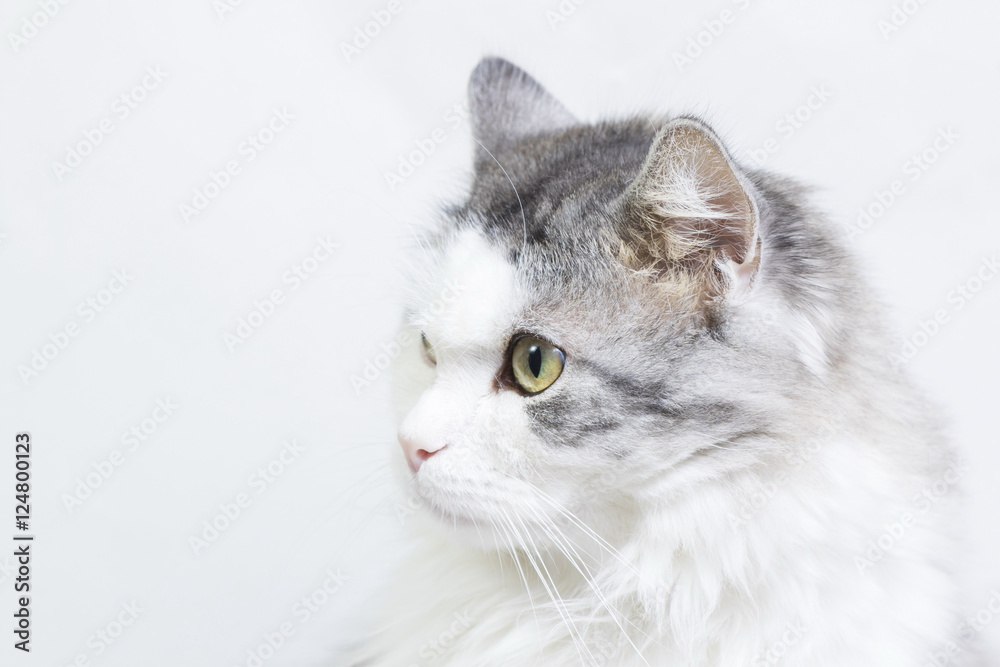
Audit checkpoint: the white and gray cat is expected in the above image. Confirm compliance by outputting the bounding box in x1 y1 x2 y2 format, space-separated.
347 57 969 666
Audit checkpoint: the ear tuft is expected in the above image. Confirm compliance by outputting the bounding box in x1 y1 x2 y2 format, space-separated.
621 117 761 305
468 57 576 166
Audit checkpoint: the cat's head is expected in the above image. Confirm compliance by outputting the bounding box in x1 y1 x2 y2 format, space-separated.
392 58 841 548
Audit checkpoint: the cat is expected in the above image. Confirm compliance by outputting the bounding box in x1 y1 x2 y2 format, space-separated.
346 57 968 666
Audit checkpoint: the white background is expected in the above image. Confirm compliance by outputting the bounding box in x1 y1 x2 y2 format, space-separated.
1 1 998 665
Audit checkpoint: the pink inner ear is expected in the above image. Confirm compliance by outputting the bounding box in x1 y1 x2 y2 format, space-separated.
621 119 761 302
647 122 759 266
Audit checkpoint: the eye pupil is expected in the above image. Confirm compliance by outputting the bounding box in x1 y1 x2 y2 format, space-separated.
420 331 437 365
528 346 542 377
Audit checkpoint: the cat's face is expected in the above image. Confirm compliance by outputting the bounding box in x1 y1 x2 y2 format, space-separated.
390 59 813 549
393 234 725 547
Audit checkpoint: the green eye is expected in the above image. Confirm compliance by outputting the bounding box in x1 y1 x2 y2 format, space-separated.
421 331 437 365
511 336 565 394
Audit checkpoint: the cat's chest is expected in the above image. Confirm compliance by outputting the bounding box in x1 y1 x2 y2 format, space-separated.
378 564 655 667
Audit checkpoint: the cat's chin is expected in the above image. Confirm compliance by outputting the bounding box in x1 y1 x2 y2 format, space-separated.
417 496 598 556
418 502 510 550
416 494 557 553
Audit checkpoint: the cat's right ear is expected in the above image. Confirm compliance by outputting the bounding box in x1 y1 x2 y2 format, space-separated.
468 57 576 167
619 117 762 307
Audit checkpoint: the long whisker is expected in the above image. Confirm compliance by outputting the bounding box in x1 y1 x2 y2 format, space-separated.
500 473 642 577
472 138 528 250
503 505 599 666
522 502 654 666
493 509 540 630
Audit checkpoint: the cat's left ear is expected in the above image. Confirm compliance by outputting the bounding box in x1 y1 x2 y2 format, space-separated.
622 117 762 302
468 57 576 166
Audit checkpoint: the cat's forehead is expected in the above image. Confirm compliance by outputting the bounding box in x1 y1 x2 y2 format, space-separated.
413 228 521 351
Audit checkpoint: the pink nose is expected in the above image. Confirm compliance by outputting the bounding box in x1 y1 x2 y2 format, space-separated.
399 436 447 473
